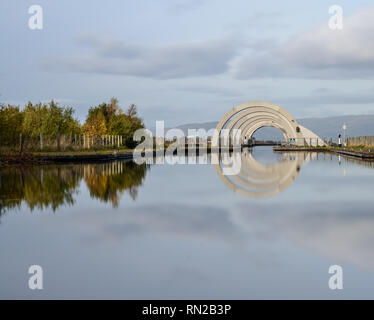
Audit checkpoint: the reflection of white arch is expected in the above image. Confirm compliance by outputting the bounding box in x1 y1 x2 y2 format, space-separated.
214 150 314 198
212 101 324 146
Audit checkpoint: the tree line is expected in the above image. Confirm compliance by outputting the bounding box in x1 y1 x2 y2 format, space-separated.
0 97 145 149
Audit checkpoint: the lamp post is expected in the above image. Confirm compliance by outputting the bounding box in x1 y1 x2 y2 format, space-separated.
342 122 347 147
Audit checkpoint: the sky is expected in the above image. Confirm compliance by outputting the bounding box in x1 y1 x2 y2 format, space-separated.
1 0 374 128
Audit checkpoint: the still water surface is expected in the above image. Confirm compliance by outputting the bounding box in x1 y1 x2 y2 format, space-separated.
1 147 374 299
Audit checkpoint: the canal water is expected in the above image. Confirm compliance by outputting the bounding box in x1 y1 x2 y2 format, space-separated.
1 146 374 299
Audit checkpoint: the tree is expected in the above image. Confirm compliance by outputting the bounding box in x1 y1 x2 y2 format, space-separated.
0 104 23 146
107 97 120 123
83 98 145 148
127 104 138 118
109 114 133 137
22 100 81 138
83 98 120 135
82 112 107 136
109 104 144 148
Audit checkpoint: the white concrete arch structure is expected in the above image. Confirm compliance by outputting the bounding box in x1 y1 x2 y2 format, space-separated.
212 101 324 146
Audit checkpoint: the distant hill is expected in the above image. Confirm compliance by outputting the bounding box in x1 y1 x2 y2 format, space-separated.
161 114 374 141
297 115 374 140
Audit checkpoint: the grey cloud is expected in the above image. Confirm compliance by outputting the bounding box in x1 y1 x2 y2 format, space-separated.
42 4 374 82
277 92 374 106
43 34 242 79
227 11 289 31
73 35 142 59
168 0 205 12
175 84 242 97
70 203 243 246
237 200 374 272
234 5 374 79
312 87 334 95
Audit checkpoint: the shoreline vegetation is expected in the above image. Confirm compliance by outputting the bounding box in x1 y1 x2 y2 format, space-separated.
1 145 374 165
1 145 247 165
1 97 374 164
273 145 374 160
0 146 218 165
0 97 145 158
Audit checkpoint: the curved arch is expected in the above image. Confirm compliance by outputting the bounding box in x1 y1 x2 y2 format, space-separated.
213 101 323 147
243 122 286 142
229 109 295 136
239 118 291 144
229 113 292 142
250 125 287 141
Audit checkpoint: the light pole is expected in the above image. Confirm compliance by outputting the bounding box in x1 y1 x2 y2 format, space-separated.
342 122 347 147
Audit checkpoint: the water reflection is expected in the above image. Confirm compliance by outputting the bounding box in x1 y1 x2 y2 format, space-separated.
1 149 374 298
236 200 374 272
0 161 149 215
84 162 148 206
0 166 80 214
214 148 315 198
1 150 373 214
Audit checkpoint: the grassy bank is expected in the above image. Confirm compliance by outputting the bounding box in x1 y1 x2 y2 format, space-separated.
0 149 135 165
273 145 374 160
0 145 220 165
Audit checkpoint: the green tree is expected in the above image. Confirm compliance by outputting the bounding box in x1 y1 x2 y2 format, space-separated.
22 100 81 138
109 104 144 148
0 104 24 147
84 97 120 130
82 111 107 136
83 99 145 148
107 97 121 123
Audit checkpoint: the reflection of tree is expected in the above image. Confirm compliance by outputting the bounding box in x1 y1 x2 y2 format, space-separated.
0 161 148 216
0 167 24 214
0 166 80 216
23 167 80 211
84 162 148 207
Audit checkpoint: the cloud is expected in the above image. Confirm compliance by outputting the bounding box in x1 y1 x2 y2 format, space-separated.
43 34 243 79
277 92 374 106
175 84 242 97
168 0 205 12
311 87 333 95
234 5 374 79
42 4 374 82
227 11 289 31
76 198 374 272
68 203 243 246
237 200 374 272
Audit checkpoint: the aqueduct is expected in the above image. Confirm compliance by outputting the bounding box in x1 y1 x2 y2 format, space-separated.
212 101 324 147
